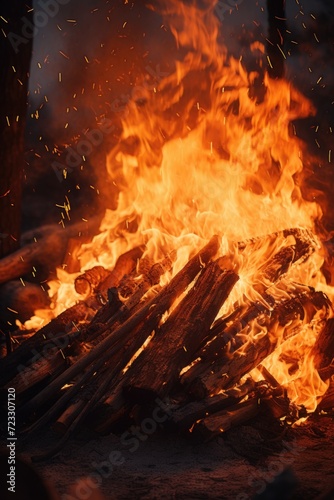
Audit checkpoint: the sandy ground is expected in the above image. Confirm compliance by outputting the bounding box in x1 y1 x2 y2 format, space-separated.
7 412 333 500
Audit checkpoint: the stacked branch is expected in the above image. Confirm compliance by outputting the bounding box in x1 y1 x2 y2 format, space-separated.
0 227 332 458
12 237 219 433
184 290 331 399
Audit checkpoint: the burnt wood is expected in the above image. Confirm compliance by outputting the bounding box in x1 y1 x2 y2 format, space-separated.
124 258 238 403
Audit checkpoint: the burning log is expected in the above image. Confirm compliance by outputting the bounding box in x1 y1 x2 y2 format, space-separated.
312 318 334 376
318 381 334 412
185 290 330 399
74 266 111 297
0 222 330 457
180 227 321 393
88 250 174 329
195 227 318 362
96 245 146 301
124 257 238 403
17 236 219 420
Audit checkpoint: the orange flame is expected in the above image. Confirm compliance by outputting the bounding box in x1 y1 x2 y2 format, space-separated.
28 0 333 412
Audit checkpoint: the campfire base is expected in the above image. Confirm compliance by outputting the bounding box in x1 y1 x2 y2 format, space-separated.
15 412 334 499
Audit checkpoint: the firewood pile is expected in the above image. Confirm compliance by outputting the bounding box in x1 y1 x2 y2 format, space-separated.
1 227 334 461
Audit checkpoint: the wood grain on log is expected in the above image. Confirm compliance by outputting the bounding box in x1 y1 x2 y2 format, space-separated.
124 257 238 403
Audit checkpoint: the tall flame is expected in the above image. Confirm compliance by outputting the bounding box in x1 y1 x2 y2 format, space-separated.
29 0 333 412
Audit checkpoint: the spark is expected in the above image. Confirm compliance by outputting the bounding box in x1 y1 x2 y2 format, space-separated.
5 116 10 126
59 51 69 59
266 56 273 69
7 308 18 314
313 33 319 43
277 44 286 59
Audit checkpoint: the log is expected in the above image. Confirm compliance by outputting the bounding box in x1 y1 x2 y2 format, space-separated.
192 397 260 441
186 228 318 374
0 301 96 386
186 291 330 399
52 399 86 435
123 258 238 403
0 280 50 328
197 227 318 360
85 252 176 344
318 381 334 412
97 245 146 300
4 348 67 395
237 227 318 259
171 378 256 429
257 365 290 419
180 284 308 393
18 235 219 419
312 318 334 374
74 266 111 297
92 384 128 434
0 216 101 285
